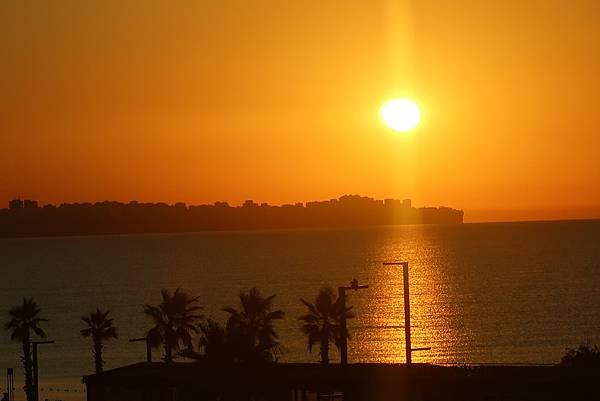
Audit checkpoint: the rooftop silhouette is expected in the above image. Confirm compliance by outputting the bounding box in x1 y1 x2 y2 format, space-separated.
0 195 463 238
83 362 600 401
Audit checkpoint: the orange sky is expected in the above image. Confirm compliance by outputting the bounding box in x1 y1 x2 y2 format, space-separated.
1 0 599 222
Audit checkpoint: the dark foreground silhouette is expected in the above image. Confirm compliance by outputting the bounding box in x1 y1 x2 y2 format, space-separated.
83 362 600 401
5 289 599 401
0 195 463 238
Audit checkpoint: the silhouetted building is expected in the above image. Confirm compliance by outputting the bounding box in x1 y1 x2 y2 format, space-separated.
384 198 400 207
23 199 38 209
8 199 23 210
0 195 463 238
243 200 258 208
82 362 599 401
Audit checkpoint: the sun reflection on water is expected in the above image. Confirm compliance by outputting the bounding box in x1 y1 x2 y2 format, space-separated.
346 225 470 364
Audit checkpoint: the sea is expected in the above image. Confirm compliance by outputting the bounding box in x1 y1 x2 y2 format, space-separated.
0 220 599 400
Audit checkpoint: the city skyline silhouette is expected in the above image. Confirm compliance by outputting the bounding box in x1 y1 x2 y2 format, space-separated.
1 194 463 238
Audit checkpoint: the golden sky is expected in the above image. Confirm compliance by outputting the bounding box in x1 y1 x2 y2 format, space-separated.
1 0 599 222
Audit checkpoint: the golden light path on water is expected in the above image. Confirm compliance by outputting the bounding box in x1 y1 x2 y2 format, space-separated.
344 226 470 364
369 1 454 362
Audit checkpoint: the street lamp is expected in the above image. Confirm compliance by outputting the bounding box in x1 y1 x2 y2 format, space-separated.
7 367 14 401
338 278 369 366
129 337 152 362
30 340 54 401
382 261 430 365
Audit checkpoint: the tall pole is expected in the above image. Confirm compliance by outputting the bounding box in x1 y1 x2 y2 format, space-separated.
402 262 412 365
31 340 54 401
338 287 348 365
146 339 152 363
383 261 417 365
129 337 152 363
32 344 38 401
338 279 369 366
7 368 14 401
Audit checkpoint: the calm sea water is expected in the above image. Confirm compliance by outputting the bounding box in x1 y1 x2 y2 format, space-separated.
1 220 599 400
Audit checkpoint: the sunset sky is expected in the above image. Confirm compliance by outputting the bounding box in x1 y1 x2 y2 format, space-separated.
1 0 599 222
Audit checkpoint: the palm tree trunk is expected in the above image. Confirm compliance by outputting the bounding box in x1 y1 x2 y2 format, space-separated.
22 335 34 401
164 341 173 363
93 339 104 374
320 334 329 364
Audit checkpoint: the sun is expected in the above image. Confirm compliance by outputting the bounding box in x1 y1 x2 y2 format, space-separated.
380 98 421 133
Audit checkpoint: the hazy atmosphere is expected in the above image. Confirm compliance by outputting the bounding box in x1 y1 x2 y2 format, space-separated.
2 2 600 401
2 0 600 222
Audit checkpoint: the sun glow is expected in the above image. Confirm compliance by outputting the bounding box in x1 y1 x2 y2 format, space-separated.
380 98 421 133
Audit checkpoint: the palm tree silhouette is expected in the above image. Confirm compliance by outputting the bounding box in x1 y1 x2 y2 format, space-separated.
80 309 118 373
195 318 232 363
299 286 354 364
144 288 203 363
4 298 48 401
181 318 235 364
223 287 284 363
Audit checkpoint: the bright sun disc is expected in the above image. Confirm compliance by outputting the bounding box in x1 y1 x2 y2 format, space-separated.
380 98 421 132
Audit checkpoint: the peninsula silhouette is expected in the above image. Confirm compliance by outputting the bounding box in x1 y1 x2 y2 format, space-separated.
0 195 463 238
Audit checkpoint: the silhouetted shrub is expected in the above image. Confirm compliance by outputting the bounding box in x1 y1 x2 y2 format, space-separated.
560 343 600 368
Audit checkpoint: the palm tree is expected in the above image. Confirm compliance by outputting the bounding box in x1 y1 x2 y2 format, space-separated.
195 318 232 363
144 288 203 362
4 298 48 401
298 286 354 364
223 287 284 363
80 309 118 373
181 318 235 364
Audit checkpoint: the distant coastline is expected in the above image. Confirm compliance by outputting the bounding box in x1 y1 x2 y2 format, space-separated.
0 195 463 238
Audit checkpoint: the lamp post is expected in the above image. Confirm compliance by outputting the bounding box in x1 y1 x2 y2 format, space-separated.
382 261 430 365
129 337 152 362
338 278 369 366
7 368 14 401
30 340 54 401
